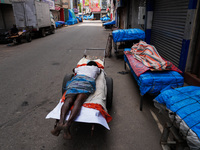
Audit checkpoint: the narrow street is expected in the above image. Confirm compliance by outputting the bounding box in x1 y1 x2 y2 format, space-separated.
0 20 163 150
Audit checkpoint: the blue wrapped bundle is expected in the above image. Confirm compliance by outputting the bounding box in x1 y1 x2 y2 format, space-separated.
100 16 105 21
124 48 184 96
67 19 78 25
112 28 145 43
55 22 61 28
88 14 94 20
57 21 65 25
102 17 110 21
76 17 82 22
103 20 115 26
154 86 200 149
67 9 78 25
55 21 65 27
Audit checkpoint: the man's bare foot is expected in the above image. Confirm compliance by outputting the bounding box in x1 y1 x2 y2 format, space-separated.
51 123 63 136
63 131 72 140
63 123 72 140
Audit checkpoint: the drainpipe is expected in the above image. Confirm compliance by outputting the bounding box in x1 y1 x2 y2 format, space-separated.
70 0 73 9
145 0 153 44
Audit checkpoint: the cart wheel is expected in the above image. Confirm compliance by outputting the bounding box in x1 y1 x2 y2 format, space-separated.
16 38 21 44
26 33 32 42
51 26 55 34
114 42 117 52
62 74 74 95
106 77 113 109
105 34 112 58
40 28 46 37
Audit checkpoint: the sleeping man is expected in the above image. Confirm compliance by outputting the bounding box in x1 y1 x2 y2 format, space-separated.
51 61 101 139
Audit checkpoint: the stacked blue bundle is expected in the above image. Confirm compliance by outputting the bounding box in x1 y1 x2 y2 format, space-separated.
57 21 65 25
102 17 110 21
55 21 65 28
67 9 78 25
83 14 93 20
155 86 200 126
67 19 78 25
112 28 145 43
76 17 82 22
137 71 184 95
103 20 115 26
124 48 184 96
88 14 94 20
155 86 200 147
55 22 61 28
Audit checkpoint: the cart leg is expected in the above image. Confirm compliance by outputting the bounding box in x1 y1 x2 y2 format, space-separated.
160 122 187 150
91 124 95 136
105 33 112 58
140 95 143 111
160 123 170 145
124 61 126 70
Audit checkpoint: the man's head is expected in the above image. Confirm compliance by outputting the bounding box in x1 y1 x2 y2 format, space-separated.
13 24 17 28
87 61 98 67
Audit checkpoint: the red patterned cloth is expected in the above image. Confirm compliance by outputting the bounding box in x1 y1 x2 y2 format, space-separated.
124 51 182 77
130 41 173 70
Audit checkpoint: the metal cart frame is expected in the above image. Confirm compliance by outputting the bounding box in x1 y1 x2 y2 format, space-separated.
61 48 113 135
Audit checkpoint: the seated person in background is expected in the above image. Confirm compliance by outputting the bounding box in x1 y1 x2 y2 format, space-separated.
9 24 19 36
51 61 101 140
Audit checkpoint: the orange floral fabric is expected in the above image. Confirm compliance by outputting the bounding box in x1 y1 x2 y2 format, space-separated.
82 103 112 123
76 62 104 69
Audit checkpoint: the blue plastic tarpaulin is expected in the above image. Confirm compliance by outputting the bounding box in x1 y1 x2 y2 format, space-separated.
102 17 110 21
67 9 78 25
155 86 200 141
76 17 82 22
55 21 65 28
55 22 61 28
88 14 94 19
83 14 93 20
103 20 115 26
124 48 184 96
57 21 65 25
112 28 145 43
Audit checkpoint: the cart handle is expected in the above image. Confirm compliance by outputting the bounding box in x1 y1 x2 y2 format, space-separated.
84 48 106 57
84 48 106 66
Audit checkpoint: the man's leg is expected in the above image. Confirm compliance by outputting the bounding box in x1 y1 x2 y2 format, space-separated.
63 93 88 139
51 95 76 136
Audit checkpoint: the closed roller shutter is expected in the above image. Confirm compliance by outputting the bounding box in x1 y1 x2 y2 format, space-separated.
150 0 189 67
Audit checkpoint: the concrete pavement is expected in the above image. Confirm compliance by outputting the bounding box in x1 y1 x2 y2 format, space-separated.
0 20 164 150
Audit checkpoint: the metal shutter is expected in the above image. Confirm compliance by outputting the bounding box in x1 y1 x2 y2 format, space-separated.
150 0 189 67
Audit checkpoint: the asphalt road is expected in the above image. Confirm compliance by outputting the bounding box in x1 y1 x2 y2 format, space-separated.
0 20 164 150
